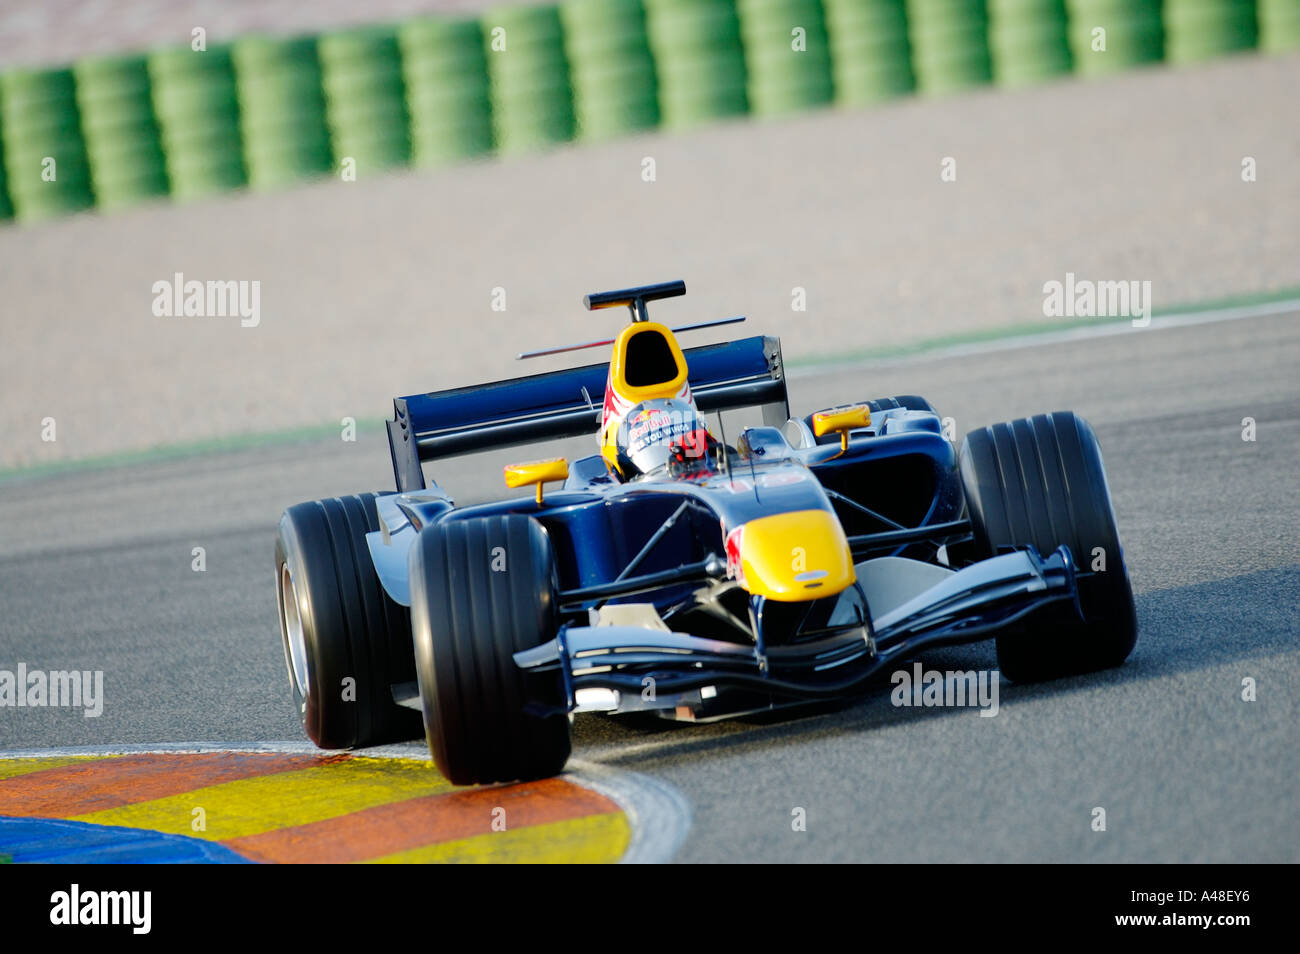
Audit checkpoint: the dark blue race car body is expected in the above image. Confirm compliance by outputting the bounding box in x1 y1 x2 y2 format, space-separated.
276 281 1137 782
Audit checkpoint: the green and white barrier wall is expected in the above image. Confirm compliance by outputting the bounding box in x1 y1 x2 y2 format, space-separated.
0 0 1294 223
149 43 246 200
233 35 332 191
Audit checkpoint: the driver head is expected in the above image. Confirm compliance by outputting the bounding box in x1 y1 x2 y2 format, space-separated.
614 398 711 479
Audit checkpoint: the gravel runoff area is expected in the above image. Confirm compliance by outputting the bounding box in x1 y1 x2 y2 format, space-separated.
1 51 1297 470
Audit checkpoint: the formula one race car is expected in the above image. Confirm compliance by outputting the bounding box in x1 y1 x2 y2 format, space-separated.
275 281 1138 784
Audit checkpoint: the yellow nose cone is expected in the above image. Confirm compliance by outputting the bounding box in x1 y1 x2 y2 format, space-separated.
727 509 855 602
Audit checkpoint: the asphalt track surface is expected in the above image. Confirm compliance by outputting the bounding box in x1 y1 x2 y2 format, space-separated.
2 309 1296 862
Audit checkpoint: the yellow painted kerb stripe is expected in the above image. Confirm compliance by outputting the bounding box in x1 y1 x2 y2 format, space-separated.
0 756 118 781
365 812 630 864
73 757 454 841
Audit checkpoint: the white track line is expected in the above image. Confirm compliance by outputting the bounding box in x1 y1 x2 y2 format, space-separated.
0 741 382 758
567 760 692 864
0 741 693 864
790 296 1300 376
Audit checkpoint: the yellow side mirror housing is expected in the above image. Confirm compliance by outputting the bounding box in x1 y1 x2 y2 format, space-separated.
812 404 871 454
504 458 569 504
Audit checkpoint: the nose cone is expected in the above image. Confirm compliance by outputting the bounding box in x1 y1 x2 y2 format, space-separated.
725 510 855 602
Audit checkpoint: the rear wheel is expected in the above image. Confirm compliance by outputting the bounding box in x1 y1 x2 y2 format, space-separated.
275 493 422 748
410 514 572 785
959 412 1138 682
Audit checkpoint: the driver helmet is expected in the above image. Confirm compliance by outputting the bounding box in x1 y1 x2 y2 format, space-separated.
614 398 712 479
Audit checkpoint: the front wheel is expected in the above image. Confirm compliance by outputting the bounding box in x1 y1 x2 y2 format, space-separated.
959 412 1138 682
409 514 572 785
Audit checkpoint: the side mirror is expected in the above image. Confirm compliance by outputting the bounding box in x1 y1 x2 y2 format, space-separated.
812 404 871 455
504 458 569 504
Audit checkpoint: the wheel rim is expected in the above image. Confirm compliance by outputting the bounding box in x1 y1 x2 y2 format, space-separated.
280 564 310 698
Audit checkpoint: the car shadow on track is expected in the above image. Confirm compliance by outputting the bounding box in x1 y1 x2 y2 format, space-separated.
578 564 1300 767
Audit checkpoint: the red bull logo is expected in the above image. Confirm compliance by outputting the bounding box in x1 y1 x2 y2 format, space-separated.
725 525 746 585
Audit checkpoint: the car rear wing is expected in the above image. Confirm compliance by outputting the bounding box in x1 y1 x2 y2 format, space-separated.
387 335 789 491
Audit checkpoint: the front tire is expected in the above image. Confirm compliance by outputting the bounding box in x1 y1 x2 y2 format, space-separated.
275 493 423 748
959 412 1138 682
409 514 572 785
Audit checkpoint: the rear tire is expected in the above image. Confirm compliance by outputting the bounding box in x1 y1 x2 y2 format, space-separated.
275 493 423 749
409 514 572 785
959 412 1138 682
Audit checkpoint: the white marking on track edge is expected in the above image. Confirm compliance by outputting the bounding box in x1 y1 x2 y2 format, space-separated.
790 297 1300 376
0 741 693 864
567 759 692 864
0 741 407 758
